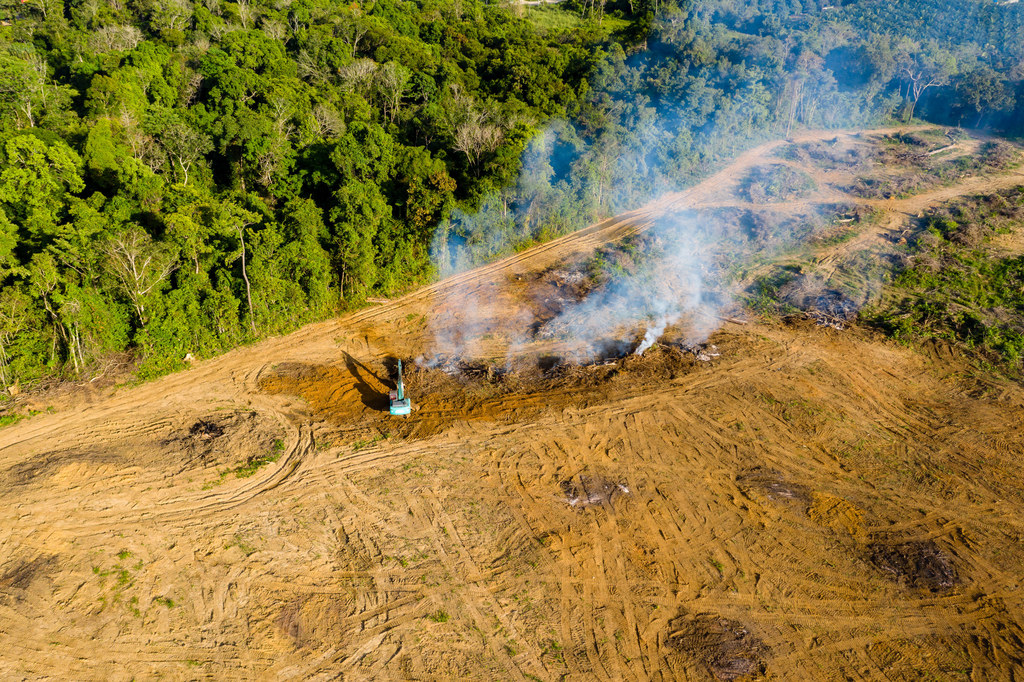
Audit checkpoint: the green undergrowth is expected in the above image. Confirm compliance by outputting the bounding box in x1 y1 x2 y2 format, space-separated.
744 164 817 202
0 413 25 428
864 188 1024 377
0 406 54 429
233 438 286 478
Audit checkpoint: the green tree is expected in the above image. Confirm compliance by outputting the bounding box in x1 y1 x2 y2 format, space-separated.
0 287 30 388
0 134 84 247
104 226 179 328
214 201 261 335
896 41 957 122
955 66 1015 126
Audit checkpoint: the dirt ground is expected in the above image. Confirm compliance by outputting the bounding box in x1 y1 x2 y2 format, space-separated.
2 127 1024 681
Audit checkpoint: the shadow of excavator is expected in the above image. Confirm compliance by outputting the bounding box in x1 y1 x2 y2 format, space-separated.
342 351 391 411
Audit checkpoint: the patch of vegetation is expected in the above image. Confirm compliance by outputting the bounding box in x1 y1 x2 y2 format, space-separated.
743 164 816 203
0 407 49 429
848 140 1020 200
426 609 450 623
810 227 858 248
351 433 389 452
201 473 229 491
92 550 146 615
540 638 566 665
233 439 285 478
225 534 259 557
524 5 587 34
744 267 803 319
582 236 645 287
0 413 24 428
780 139 869 171
865 190 1024 376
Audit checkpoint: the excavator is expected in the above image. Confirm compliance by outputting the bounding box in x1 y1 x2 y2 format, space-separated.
389 359 412 416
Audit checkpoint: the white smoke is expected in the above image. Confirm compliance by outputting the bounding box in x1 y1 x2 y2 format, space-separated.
634 318 670 355
533 210 724 360
423 118 731 366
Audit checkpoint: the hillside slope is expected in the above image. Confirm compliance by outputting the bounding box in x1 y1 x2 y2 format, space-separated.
2 127 1024 680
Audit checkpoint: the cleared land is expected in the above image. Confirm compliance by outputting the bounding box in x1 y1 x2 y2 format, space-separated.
2 127 1024 681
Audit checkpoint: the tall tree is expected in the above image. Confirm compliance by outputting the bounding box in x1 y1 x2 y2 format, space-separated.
897 41 957 122
955 66 1015 126
104 227 179 328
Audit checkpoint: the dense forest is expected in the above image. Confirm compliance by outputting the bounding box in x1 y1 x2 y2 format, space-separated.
1 0 1023 387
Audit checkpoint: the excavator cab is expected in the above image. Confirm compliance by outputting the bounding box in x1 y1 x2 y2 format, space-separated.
389 359 412 416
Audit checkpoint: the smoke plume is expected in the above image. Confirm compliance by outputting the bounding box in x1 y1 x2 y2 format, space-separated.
533 211 726 360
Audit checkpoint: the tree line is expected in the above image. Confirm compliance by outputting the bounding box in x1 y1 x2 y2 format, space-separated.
0 0 1022 389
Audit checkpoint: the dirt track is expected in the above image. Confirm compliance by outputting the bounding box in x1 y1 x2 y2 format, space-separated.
2 127 1024 680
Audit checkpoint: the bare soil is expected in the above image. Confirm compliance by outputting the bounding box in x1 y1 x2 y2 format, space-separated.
2 126 1024 680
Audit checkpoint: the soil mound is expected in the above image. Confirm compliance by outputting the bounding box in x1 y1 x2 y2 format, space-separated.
868 539 959 592
560 474 630 508
807 493 865 535
737 467 810 505
668 612 769 680
163 411 281 472
189 419 225 439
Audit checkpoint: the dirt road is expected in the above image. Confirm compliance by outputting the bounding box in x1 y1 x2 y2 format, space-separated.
2 127 1023 680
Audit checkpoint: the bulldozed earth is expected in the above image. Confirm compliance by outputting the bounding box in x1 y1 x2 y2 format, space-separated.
3 127 1024 680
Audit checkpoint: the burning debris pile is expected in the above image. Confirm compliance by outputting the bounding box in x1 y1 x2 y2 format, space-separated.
690 344 721 362
772 274 861 330
511 214 728 365
660 340 721 362
535 268 594 314
426 198 742 376
414 354 510 382
808 291 859 330
587 339 635 364
530 339 636 378
410 325 721 402
540 333 721 377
